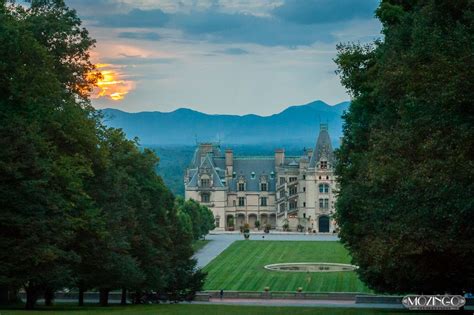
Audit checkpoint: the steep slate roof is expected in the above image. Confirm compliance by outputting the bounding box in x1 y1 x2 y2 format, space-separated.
190 144 222 168
309 124 335 168
187 154 224 188
227 157 276 192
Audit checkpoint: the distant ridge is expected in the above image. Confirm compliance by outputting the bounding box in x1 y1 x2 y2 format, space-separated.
101 100 349 147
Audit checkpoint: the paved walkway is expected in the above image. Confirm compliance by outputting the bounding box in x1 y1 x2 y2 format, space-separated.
204 298 405 309
193 233 339 268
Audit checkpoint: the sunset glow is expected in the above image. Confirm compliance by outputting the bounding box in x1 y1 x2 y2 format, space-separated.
91 64 134 101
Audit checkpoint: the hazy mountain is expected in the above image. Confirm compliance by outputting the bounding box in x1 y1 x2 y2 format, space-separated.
101 100 349 147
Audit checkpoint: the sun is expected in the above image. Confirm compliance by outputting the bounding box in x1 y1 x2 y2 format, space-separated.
91 64 134 101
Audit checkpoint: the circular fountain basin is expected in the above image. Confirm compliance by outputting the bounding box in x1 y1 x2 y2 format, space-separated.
264 262 357 273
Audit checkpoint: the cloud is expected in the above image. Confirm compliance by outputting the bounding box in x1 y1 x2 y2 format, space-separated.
80 0 381 47
104 55 175 65
118 31 161 41
272 0 379 24
214 48 249 55
99 8 169 27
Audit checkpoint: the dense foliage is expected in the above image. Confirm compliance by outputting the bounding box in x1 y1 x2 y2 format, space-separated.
334 0 474 294
176 198 215 240
0 0 203 309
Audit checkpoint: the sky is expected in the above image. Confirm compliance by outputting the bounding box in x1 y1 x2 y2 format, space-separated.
66 0 382 115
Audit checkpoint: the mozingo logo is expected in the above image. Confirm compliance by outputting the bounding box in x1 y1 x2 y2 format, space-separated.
402 295 466 310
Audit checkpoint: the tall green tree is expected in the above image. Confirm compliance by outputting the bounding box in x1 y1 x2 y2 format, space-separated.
0 1 205 309
334 0 474 294
0 0 101 308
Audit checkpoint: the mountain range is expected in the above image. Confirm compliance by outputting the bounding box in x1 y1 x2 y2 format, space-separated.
101 100 349 147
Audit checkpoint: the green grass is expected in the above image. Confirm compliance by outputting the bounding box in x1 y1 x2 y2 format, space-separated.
203 241 371 293
193 240 211 252
0 304 436 315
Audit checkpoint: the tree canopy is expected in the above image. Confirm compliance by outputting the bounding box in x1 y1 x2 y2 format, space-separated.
334 0 474 294
0 0 203 309
177 198 215 241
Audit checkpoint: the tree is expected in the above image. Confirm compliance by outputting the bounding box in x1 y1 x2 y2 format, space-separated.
177 198 215 240
0 0 206 309
334 0 474 294
0 0 101 308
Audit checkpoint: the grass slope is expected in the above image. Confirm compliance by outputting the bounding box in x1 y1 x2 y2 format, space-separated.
203 241 371 293
0 304 432 315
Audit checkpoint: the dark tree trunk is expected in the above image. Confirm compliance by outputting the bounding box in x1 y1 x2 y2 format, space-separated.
25 287 39 310
78 287 85 306
44 288 54 306
121 288 127 305
0 286 8 305
99 288 109 307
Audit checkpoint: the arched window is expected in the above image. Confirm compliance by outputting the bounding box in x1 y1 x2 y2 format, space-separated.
319 183 330 193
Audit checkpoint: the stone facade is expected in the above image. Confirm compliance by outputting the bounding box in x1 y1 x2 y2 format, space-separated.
184 124 338 233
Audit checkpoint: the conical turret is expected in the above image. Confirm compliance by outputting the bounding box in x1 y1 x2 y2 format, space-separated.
309 123 334 169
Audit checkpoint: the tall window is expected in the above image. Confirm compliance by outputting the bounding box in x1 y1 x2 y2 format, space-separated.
279 203 286 212
201 178 210 188
238 183 245 191
215 216 220 228
319 183 330 193
289 186 297 195
238 197 245 207
289 200 297 210
260 197 267 206
280 177 286 185
320 161 328 169
319 198 329 209
201 193 210 203
261 183 267 191
289 177 298 182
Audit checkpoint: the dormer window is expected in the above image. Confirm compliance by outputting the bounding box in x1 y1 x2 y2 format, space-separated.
238 182 245 191
200 176 210 188
320 161 328 169
270 171 275 179
232 171 236 179
260 183 267 191
251 172 256 179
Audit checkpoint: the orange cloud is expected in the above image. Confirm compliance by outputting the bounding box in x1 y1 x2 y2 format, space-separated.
90 64 135 101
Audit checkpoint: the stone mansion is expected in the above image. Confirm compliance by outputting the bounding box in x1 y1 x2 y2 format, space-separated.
184 124 338 233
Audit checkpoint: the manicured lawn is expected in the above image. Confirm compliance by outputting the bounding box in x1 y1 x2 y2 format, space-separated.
203 241 371 293
0 304 435 315
193 240 211 252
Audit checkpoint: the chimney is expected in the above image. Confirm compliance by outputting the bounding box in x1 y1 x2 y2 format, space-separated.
225 149 233 177
275 148 285 166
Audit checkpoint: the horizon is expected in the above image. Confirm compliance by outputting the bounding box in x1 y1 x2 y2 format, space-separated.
103 99 350 116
